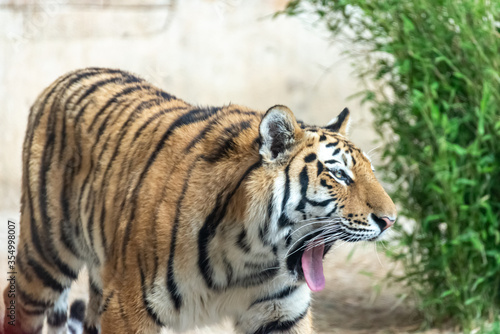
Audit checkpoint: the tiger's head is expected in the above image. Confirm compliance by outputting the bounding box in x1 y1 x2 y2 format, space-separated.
258 105 397 291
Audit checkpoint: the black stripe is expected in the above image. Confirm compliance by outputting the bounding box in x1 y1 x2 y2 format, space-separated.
20 306 46 316
281 163 291 214
60 174 83 258
251 305 309 334
133 105 188 141
294 166 309 215
250 285 298 306
258 193 274 246
83 96 152 264
82 83 135 164
166 159 198 311
285 230 293 247
267 193 274 221
89 279 102 296
203 120 252 163
62 69 124 130
37 81 80 278
320 178 333 189
198 189 226 289
93 128 113 174
222 254 234 284
87 85 147 133
61 74 138 160
18 286 54 309
236 228 252 253
308 198 335 207
95 98 161 144
101 103 145 269
304 153 316 163
243 260 277 270
47 310 67 327
324 159 340 164
184 109 256 153
29 214 50 274
58 96 68 163
231 263 279 288
37 91 58 251
99 290 114 315
99 205 108 256
325 141 338 148
148 152 169 286
87 202 96 252
75 74 141 107
278 213 293 228
122 107 220 266
113 112 166 212
317 160 324 176
156 90 175 101
49 243 79 279
27 256 65 292
77 159 100 262
138 255 165 326
298 166 334 207
77 156 92 212
198 159 262 290
332 147 341 156
326 203 338 216
258 224 269 246
15 250 32 282
299 166 309 196
296 199 306 213
30 69 101 142
95 99 139 258
277 149 301 225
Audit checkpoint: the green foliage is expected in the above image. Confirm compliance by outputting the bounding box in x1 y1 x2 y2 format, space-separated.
478 321 500 334
282 0 500 330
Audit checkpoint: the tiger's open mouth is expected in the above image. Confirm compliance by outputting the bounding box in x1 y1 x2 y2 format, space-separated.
287 226 382 291
286 230 333 292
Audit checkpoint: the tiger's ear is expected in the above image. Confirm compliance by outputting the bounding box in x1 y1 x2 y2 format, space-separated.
326 107 350 136
259 105 303 162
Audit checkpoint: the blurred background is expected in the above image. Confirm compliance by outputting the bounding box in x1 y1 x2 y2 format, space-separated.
1 0 499 333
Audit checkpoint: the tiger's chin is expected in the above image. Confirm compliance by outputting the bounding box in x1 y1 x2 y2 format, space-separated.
367 232 388 242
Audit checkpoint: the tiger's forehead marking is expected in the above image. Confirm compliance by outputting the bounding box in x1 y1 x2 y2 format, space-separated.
307 129 373 172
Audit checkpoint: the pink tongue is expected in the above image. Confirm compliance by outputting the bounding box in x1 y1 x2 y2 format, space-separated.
301 239 325 292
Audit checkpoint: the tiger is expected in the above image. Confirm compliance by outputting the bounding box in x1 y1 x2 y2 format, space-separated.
2 67 397 334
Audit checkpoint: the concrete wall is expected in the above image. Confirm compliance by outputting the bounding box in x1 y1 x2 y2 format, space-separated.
0 0 376 213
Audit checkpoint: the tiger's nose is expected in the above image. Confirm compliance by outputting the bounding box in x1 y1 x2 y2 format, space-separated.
381 216 396 230
372 214 396 231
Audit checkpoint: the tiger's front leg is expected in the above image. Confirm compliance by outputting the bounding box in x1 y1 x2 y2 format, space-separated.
99 262 163 334
235 285 314 334
99 288 163 334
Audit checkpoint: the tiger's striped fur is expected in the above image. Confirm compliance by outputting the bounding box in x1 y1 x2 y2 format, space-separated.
2 68 396 334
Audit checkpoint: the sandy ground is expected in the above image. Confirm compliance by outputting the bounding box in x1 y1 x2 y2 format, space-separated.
0 211 451 334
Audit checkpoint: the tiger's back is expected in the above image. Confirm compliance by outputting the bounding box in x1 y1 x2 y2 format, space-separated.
3 67 397 334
